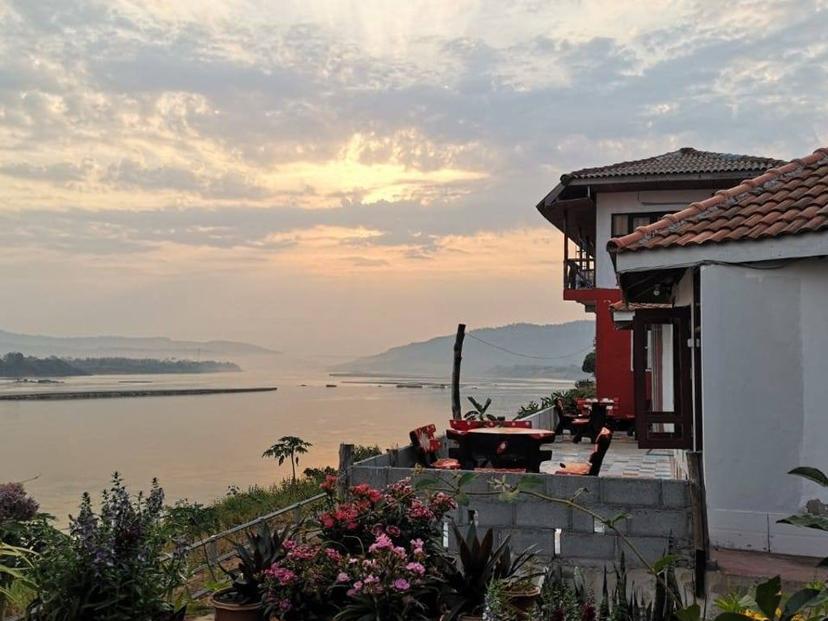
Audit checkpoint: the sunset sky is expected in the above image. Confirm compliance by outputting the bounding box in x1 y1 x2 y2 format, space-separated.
1 0 826 357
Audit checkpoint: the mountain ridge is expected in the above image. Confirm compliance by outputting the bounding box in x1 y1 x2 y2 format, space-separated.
332 320 595 379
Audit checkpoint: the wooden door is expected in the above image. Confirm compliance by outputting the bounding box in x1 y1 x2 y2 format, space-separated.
633 307 693 449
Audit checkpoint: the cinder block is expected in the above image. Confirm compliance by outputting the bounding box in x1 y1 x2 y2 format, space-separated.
515 501 570 529
617 536 673 567
661 480 691 508
350 466 388 490
546 475 601 506
471 500 516 528
386 467 415 485
601 477 661 507
570 504 630 534
559 532 616 560
502 527 556 557
625 509 690 538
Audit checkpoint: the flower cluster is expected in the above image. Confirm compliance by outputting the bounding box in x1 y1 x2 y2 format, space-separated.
0 482 39 523
262 541 348 619
317 478 456 554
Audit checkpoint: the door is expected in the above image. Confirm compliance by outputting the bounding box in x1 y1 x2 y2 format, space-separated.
633 307 693 449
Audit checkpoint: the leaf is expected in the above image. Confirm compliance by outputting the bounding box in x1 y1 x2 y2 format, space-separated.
787 467 828 487
780 588 820 620
777 514 828 531
713 614 756 621
651 554 679 574
755 576 782 620
675 604 701 621
516 475 543 492
455 492 470 507
457 471 477 489
412 476 439 491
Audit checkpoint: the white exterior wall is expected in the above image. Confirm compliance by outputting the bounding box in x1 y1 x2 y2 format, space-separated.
595 190 714 288
700 259 828 556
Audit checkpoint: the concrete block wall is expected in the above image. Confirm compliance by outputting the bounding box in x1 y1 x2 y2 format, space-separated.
350 461 693 569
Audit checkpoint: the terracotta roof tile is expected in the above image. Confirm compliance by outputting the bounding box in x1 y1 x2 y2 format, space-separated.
564 147 782 181
608 147 828 253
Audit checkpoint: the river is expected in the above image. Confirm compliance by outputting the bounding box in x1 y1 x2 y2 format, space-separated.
0 370 571 521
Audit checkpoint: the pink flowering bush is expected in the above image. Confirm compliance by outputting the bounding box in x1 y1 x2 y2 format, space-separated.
317 478 456 555
263 478 457 620
334 532 441 621
262 540 349 619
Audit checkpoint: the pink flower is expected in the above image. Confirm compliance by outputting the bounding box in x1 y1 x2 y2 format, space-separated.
368 533 393 553
393 578 411 592
386 525 401 537
268 566 297 585
336 571 350 583
325 547 343 562
406 561 425 576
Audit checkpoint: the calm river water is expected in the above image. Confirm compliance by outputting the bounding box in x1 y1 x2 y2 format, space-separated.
0 371 571 522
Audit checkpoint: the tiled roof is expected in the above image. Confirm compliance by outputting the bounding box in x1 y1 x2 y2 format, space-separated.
608 147 828 253
565 147 782 181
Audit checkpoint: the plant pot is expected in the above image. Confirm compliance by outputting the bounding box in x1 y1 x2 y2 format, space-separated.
505 585 541 612
210 589 263 621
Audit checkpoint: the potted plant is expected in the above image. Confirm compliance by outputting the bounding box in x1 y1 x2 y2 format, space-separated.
441 523 538 621
211 521 298 621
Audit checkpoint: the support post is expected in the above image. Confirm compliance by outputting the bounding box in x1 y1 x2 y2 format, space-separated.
337 443 354 501
451 324 466 420
687 450 710 597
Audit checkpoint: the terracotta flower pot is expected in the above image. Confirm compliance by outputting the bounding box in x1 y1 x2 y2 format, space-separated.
505 585 542 613
210 588 263 621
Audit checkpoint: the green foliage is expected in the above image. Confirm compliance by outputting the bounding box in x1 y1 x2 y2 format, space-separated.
713 575 828 621
0 542 35 618
262 436 313 484
352 444 382 463
27 474 188 621
442 522 538 618
516 400 540 419
582 350 596 375
208 477 323 531
465 396 495 422
217 521 299 606
776 466 828 567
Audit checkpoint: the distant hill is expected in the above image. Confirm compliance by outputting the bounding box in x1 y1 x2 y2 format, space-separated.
0 329 279 360
0 352 240 377
332 321 595 379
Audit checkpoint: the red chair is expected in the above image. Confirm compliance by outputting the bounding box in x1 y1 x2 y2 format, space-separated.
556 428 613 476
410 424 460 470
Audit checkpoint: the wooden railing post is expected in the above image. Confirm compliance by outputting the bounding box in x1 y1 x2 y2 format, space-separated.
338 443 354 501
687 450 710 597
451 324 466 420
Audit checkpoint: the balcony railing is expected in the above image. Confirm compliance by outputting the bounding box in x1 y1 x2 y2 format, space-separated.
565 257 595 289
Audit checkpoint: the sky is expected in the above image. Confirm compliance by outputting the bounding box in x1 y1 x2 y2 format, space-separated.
1 0 827 358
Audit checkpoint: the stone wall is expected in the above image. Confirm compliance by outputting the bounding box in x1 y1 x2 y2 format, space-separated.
351 462 693 568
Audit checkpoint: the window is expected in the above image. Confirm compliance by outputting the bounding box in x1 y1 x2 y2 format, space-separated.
611 212 674 237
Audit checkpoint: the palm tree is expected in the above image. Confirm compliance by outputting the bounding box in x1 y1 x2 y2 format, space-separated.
261 436 312 484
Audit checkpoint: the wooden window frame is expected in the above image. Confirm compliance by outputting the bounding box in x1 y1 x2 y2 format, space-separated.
633 307 693 449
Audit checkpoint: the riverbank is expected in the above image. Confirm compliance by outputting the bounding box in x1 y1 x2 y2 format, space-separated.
0 386 278 401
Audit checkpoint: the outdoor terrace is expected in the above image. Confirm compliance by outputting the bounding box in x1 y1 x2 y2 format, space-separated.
351 407 696 570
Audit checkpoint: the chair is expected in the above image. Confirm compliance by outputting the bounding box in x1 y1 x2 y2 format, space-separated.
555 427 613 476
410 424 460 470
571 403 608 444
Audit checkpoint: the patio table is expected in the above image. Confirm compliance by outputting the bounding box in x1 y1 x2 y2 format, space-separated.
463 427 555 472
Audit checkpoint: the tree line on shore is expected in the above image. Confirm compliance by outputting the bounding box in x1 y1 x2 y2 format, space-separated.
0 352 240 377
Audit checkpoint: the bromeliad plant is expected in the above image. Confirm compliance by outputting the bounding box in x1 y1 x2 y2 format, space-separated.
465 397 496 422
216 520 301 607
442 522 539 619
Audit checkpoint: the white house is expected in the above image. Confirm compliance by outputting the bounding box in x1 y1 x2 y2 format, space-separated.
608 147 828 557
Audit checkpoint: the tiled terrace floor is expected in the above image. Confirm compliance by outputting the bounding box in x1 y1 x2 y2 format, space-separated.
539 433 677 479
